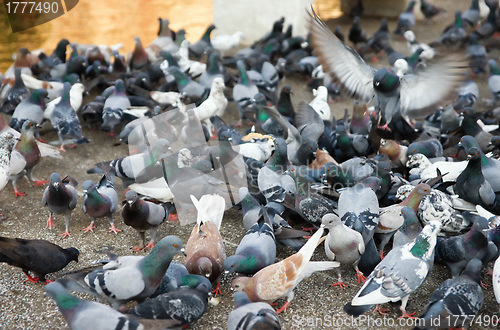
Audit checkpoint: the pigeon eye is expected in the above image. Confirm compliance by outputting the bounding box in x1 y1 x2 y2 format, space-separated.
173 244 178 247
423 189 428 192
231 264 234 267
329 220 333 224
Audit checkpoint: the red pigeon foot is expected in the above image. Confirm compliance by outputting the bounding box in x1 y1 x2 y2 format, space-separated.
67 143 78 149
107 132 117 137
143 242 155 250
234 120 243 128
24 274 39 284
398 310 416 319
331 281 348 289
82 224 96 233
168 213 179 223
59 230 71 238
211 282 222 297
371 56 379 63
58 145 66 152
373 304 389 315
43 279 55 285
46 215 54 229
276 301 290 314
34 179 48 187
13 189 26 197
301 226 315 234
37 138 48 143
109 224 122 234
132 246 143 253
379 251 385 260
356 270 367 284
480 281 489 289
377 122 391 131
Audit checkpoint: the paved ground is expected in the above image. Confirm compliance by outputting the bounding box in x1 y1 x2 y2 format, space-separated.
1 0 500 329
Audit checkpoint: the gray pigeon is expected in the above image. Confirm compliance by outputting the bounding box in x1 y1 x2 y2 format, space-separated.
227 291 281 330
224 215 276 275
0 68 30 114
392 206 421 248
233 60 259 126
344 221 441 318
435 217 491 277
488 59 500 105
61 235 185 309
415 259 484 330
438 11 467 46
466 35 487 75
122 190 176 251
322 213 366 288
81 175 120 234
309 10 467 136
45 281 146 330
42 173 78 238
165 66 209 104
393 1 416 36
462 0 480 27
127 282 209 328
189 24 215 59
9 88 47 132
100 79 131 132
49 82 88 151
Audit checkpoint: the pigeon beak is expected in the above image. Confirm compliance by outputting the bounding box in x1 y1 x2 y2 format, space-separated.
224 270 229 278
35 124 43 129
53 182 59 189
83 189 88 194
180 248 187 256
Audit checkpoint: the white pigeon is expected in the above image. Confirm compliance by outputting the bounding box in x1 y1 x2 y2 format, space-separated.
21 73 64 100
404 30 435 60
0 132 18 191
234 138 275 162
150 90 182 105
309 86 331 121
211 31 244 53
493 255 500 305
127 177 174 203
406 153 467 182
177 40 206 78
44 83 85 119
193 77 227 135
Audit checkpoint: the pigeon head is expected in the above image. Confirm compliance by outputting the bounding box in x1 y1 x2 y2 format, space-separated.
457 135 480 153
321 213 341 229
466 147 481 161
373 68 400 93
30 89 49 107
81 180 95 194
231 276 252 293
180 274 212 291
196 257 214 279
454 10 464 27
488 59 500 75
0 132 18 152
50 173 62 189
462 258 482 284
65 247 80 263
211 77 225 92
232 291 253 309
21 119 41 134
358 176 382 193
224 255 246 274
125 190 139 205
44 281 81 314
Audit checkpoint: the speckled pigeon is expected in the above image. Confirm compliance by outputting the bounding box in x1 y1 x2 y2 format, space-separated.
344 221 441 318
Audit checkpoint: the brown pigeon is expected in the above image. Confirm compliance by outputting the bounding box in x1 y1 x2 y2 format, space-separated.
184 194 226 296
231 226 339 313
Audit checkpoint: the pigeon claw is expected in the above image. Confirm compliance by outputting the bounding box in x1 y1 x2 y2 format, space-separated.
143 242 155 250
377 122 391 131
480 281 490 289
59 230 71 238
109 224 122 234
356 271 367 284
34 179 49 187
24 274 39 284
46 216 54 230
168 213 179 223
373 304 389 315
398 310 417 319
43 279 55 285
13 189 26 197
82 224 96 233
275 300 290 314
211 282 222 297
301 226 315 234
132 246 143 253
331 281 348 289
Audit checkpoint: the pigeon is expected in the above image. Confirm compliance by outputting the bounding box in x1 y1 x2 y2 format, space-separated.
415 259 484 330
393 1 416 36
392 206 421 248
435 216 491 277
0 237 78 283
184 194 226 295
231 226 339 313
466 35 487 75
122 190 176 251
358 18 391 61
199 52 225 89
309 10 467 136
322 213 366 288
224 213 276 275
344 221 441 318
309 86 331 121
348 16 367 47
8 120 47 196
100 79 131 132
494 256 500 305
44 281 148 330
0 68 30 114
211 31 244 54
453 79 478 110
126 282 209 328
420 0 446 22
44 83 85 120
406 153 466 182
41 173 78 238
164 65 209 104
81 175 120 234
407 139 443 159
9 88 47 132
62 235 185 309
403 30 435 60
189 24 216 59
437 11 467 46
455 147 499 212
129 36 149 71
193 77 227 134
227 291 281 330
488 59 500 106
233 60 259 126
49 82 88 151
0 132 18 192
462 0 481 27
469 1 497 40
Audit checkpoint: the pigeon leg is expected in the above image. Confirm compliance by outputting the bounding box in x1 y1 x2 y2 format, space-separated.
143 242 155 250
109 223 122 234
23 271 39 284
373 304 389 315
355 267 366 283
59 213 71 238
13 187 26 197
331 280 348 289
377 121 391 131
276 300 291 314
26 168 48 186
398 296 416 319
301 226 315 234
82 220 96 233
211 282 222 297
168 213 179 223
46 213 55 229
480 281 490 289
133 232 146 252
379 250 385 260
